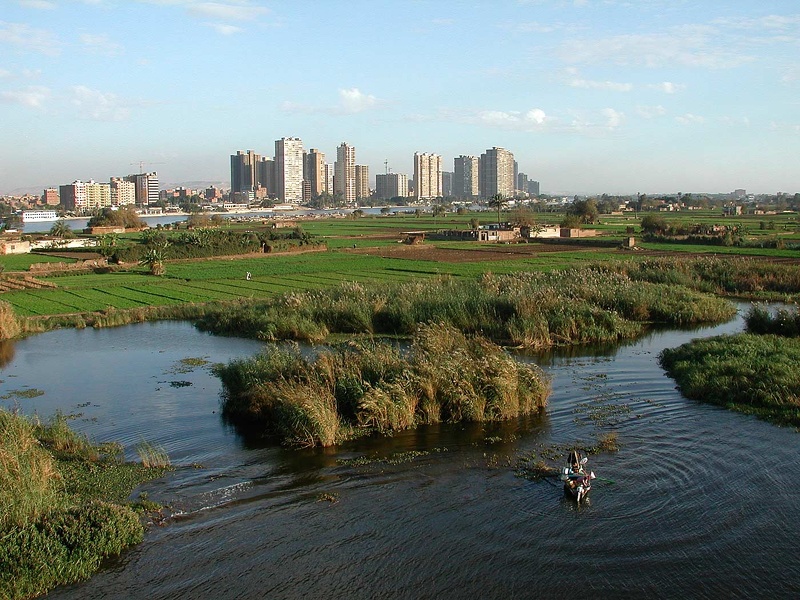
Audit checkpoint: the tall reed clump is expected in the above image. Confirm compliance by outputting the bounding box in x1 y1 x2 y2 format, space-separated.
745 304 800 337
0 409 62 531
0 409 165 600
198 267 734 349
0 301 21 340
659 333 800 428
214 323 550 447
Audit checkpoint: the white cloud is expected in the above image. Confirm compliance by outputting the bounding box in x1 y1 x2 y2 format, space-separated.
568 77 633 92
204 22 241 35
18 0 56 9
0 21 61 55
444 107 549 132
80 33 123 55
187 2 269 21
718 116 750 127
70 86 130 121
675 113 705 125
338 88 378 113
636 105 666 119
0 85 50 108
648 81 685 94
526 108 547 124
559 27 752 69
602 108 623 128
281 88 383 115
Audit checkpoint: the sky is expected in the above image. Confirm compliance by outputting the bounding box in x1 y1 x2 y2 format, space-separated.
1 0 799 196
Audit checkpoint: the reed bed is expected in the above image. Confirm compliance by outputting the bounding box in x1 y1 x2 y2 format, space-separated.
0 409 168 600
659 333 800 428
198 268 735 349
214 323 551 447
745 304 800 337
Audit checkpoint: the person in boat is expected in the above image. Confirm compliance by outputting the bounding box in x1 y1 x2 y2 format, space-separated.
566 450 586 489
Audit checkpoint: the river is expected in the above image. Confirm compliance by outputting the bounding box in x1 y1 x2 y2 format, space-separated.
1 307 798 599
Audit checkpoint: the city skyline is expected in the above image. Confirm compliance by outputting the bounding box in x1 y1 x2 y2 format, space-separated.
1 1 799 196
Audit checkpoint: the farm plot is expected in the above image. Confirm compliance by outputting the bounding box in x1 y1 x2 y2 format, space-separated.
2 290 96 316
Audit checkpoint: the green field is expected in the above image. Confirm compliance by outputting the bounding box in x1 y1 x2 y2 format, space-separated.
0 209 797 319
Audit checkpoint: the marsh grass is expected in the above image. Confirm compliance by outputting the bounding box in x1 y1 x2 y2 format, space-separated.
135 440 171 468
0 409 169 600
659 333 800 428
199 266 735 349
215 323 551 447
745 304 800 337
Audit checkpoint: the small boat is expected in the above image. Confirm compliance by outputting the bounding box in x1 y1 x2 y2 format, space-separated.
560 450 596 503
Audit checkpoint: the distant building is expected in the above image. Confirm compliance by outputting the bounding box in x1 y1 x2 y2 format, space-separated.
125 172 159 206
413 152 442 201
479 147 515 198
257 157 275 196
59 181 87 212
324 163 335 196
528 180 540 196
205 186 223 202
453 155 479 199
441 171 453 197
335 142 356 204
355 165 370 202
275 137 304 204
110 177 136 206
42 188 59 206
734 188 746 199
85 180 112 210
230 150 260 195
304 148 326 199
517 172 529 195
375 173 409 200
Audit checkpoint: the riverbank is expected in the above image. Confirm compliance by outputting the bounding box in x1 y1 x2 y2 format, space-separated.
0 410 169 600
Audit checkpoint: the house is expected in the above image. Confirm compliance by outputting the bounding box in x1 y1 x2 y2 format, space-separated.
0 239 31 255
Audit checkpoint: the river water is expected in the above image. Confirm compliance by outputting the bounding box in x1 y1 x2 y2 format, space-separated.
2 308 798 599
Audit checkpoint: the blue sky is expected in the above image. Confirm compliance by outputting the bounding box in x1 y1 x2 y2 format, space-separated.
1 0 798 196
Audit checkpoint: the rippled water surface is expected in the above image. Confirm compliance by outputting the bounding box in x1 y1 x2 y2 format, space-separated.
2 313 799 599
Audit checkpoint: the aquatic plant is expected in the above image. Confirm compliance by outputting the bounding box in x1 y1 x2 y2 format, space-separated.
0 301 21 340
136 440 171 468
214 323 550 447
659 333 800 428
0 409 169 600
745 304 800 337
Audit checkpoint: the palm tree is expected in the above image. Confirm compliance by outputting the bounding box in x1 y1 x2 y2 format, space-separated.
49 220 72 240
488 194 507 227
139 248 166 276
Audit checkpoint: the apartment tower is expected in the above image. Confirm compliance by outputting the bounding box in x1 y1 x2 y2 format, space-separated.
275 137 304 204
334 142 356 204
479 147 515 198
413 152 442 201
453 155 479 199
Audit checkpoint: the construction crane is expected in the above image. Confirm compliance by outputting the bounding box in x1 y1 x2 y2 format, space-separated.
384 159 388 175
130 161 165 173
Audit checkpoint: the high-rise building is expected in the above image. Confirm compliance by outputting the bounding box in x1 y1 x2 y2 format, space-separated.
230 150 259 195
59 181 87 212
304 149 326 199
324 163 335 196
110 177 136 206
257 157 274 195
355 165 370 202
413 152 442 201
42 188 59 206
441 171 453 197
453 155 479 199
375 173 408 201
528 180 540 196
275 137 304 204
517 172 529 195
335 142 356 204
125 172 160 206
85 180 112 210
479 147 515 198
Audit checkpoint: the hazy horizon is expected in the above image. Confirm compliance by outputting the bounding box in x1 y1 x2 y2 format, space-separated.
2 0 798 197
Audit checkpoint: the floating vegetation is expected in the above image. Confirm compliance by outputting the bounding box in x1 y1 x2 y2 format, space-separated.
169 380 193 388
338 447 449 467
1 388 45 400
167 356 211 375
574 392 633 427
316 492 339 503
